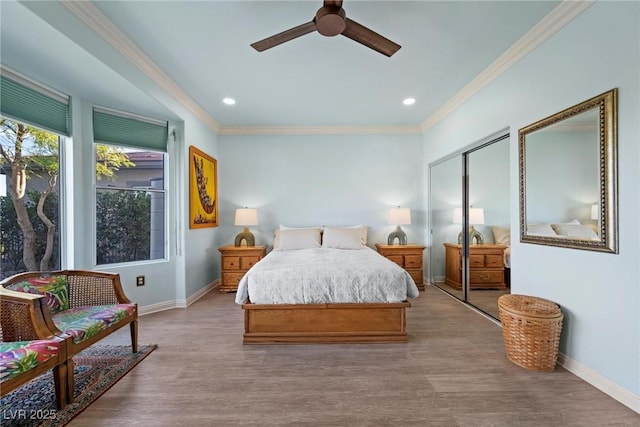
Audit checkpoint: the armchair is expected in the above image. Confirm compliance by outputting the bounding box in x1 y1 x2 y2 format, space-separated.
1 270 138 403
0 287 69 409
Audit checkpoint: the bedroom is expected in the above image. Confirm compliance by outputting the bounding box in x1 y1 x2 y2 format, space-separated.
0 0 638 422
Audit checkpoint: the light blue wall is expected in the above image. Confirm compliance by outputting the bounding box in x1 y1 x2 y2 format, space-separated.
183 123 220 299
423 1 639 398
218 133 424 249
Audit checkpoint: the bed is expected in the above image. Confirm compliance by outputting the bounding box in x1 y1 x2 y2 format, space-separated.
235 226 419 344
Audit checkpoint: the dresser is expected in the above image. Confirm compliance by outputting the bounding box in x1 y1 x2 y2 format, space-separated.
218 245 266 293
374 244 426 291
444 243 507 290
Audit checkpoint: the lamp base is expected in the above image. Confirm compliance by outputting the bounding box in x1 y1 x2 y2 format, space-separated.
387 226 407 245
235 227 255 247
457 226 484 245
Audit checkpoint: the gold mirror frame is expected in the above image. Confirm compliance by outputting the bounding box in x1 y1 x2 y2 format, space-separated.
519 88 618 253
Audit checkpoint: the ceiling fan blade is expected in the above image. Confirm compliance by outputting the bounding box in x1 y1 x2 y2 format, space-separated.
342 18 401 57
251 21 317 52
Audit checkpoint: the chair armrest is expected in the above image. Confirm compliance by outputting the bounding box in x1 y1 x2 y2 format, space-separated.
62 270 132 308
0 287 64 342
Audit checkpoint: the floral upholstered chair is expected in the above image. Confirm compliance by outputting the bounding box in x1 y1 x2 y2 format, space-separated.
0 287 69 409
1 270 137 403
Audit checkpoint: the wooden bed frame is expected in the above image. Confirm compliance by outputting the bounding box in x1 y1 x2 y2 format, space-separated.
242 301 411 344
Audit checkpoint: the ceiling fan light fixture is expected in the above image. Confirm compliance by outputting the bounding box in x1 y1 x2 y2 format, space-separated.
250 1 401 57
403 98 416 106
222 98 236 105
315 5 347 36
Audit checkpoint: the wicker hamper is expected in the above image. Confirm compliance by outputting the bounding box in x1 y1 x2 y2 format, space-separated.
498 294 563 372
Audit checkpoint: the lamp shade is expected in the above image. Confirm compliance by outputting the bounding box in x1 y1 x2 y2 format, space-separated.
234 208 258 226
469 208 485 225
453 207 485 225
388 207 411 225
591 204 599 220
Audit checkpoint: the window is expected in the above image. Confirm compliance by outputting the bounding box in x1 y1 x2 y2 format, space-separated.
93 107 168 265
0 119 63 277
0 66 69 278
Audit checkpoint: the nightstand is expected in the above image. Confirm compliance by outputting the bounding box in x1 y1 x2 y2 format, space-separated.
374 243 426 290
444 243 507 290
218 245 266 293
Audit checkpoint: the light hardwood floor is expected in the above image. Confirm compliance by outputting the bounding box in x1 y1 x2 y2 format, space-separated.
69 285 639 426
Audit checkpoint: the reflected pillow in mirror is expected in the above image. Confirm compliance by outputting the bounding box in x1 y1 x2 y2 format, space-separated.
551 223 599 240
492 226 511 246
527 223 557 236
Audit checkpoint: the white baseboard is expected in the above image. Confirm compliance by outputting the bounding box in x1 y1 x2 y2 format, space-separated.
138 280 219 315
557 353 640 414
176 279 218 308
138 300 177 316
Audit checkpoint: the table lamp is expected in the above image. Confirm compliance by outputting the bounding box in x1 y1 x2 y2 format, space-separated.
387 207 411 245
234 208 258 247
453 207 485 244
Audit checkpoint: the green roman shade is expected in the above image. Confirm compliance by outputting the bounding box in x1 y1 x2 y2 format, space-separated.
93 107 168 152
0 68 70 136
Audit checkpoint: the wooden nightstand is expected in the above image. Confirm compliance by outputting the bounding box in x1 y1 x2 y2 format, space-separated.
218 245 266 293
444 243 507 290
375 244 426 290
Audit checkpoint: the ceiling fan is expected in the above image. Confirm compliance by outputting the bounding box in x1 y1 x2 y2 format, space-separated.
250 0 401 57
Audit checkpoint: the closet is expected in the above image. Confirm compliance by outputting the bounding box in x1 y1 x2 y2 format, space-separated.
428 132 510 319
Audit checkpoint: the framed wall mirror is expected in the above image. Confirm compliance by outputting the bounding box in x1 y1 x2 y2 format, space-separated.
519 88 618 253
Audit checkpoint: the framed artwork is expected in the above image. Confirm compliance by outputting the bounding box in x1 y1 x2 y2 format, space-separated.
189 145 218 228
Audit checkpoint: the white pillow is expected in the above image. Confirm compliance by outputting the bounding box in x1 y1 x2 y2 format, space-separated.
275 228 322 250
339 224 368 246
273 226 322 249
580 220 599 234
551 223 599 240
492 226 511 246
321 227 365 249
527 223 557 236
279 224 321 230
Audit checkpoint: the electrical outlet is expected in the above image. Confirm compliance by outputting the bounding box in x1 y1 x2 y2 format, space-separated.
136 275 145 287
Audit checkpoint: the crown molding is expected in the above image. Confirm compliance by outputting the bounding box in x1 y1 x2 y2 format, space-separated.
59 0 221 133
60 0 592 137
219 125 423 136
420 0 595 132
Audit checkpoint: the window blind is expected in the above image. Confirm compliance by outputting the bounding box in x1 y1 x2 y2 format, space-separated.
93 107 168 152
0 67 70 136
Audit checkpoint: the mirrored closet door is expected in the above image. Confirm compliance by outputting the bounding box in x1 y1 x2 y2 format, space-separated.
429 133 510 319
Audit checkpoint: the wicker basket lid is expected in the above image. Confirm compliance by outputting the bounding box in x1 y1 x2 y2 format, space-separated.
498 294 562 319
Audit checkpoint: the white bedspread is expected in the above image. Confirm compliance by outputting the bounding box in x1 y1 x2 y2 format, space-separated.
235 247 419 305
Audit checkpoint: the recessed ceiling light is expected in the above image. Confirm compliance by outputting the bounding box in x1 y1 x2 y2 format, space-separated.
403 98 416 106
222 98 236 105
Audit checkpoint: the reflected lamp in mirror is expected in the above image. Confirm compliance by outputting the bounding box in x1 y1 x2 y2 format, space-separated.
453 207 485 245
234 208 258 247
591 204 599 220
387 207 411 245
